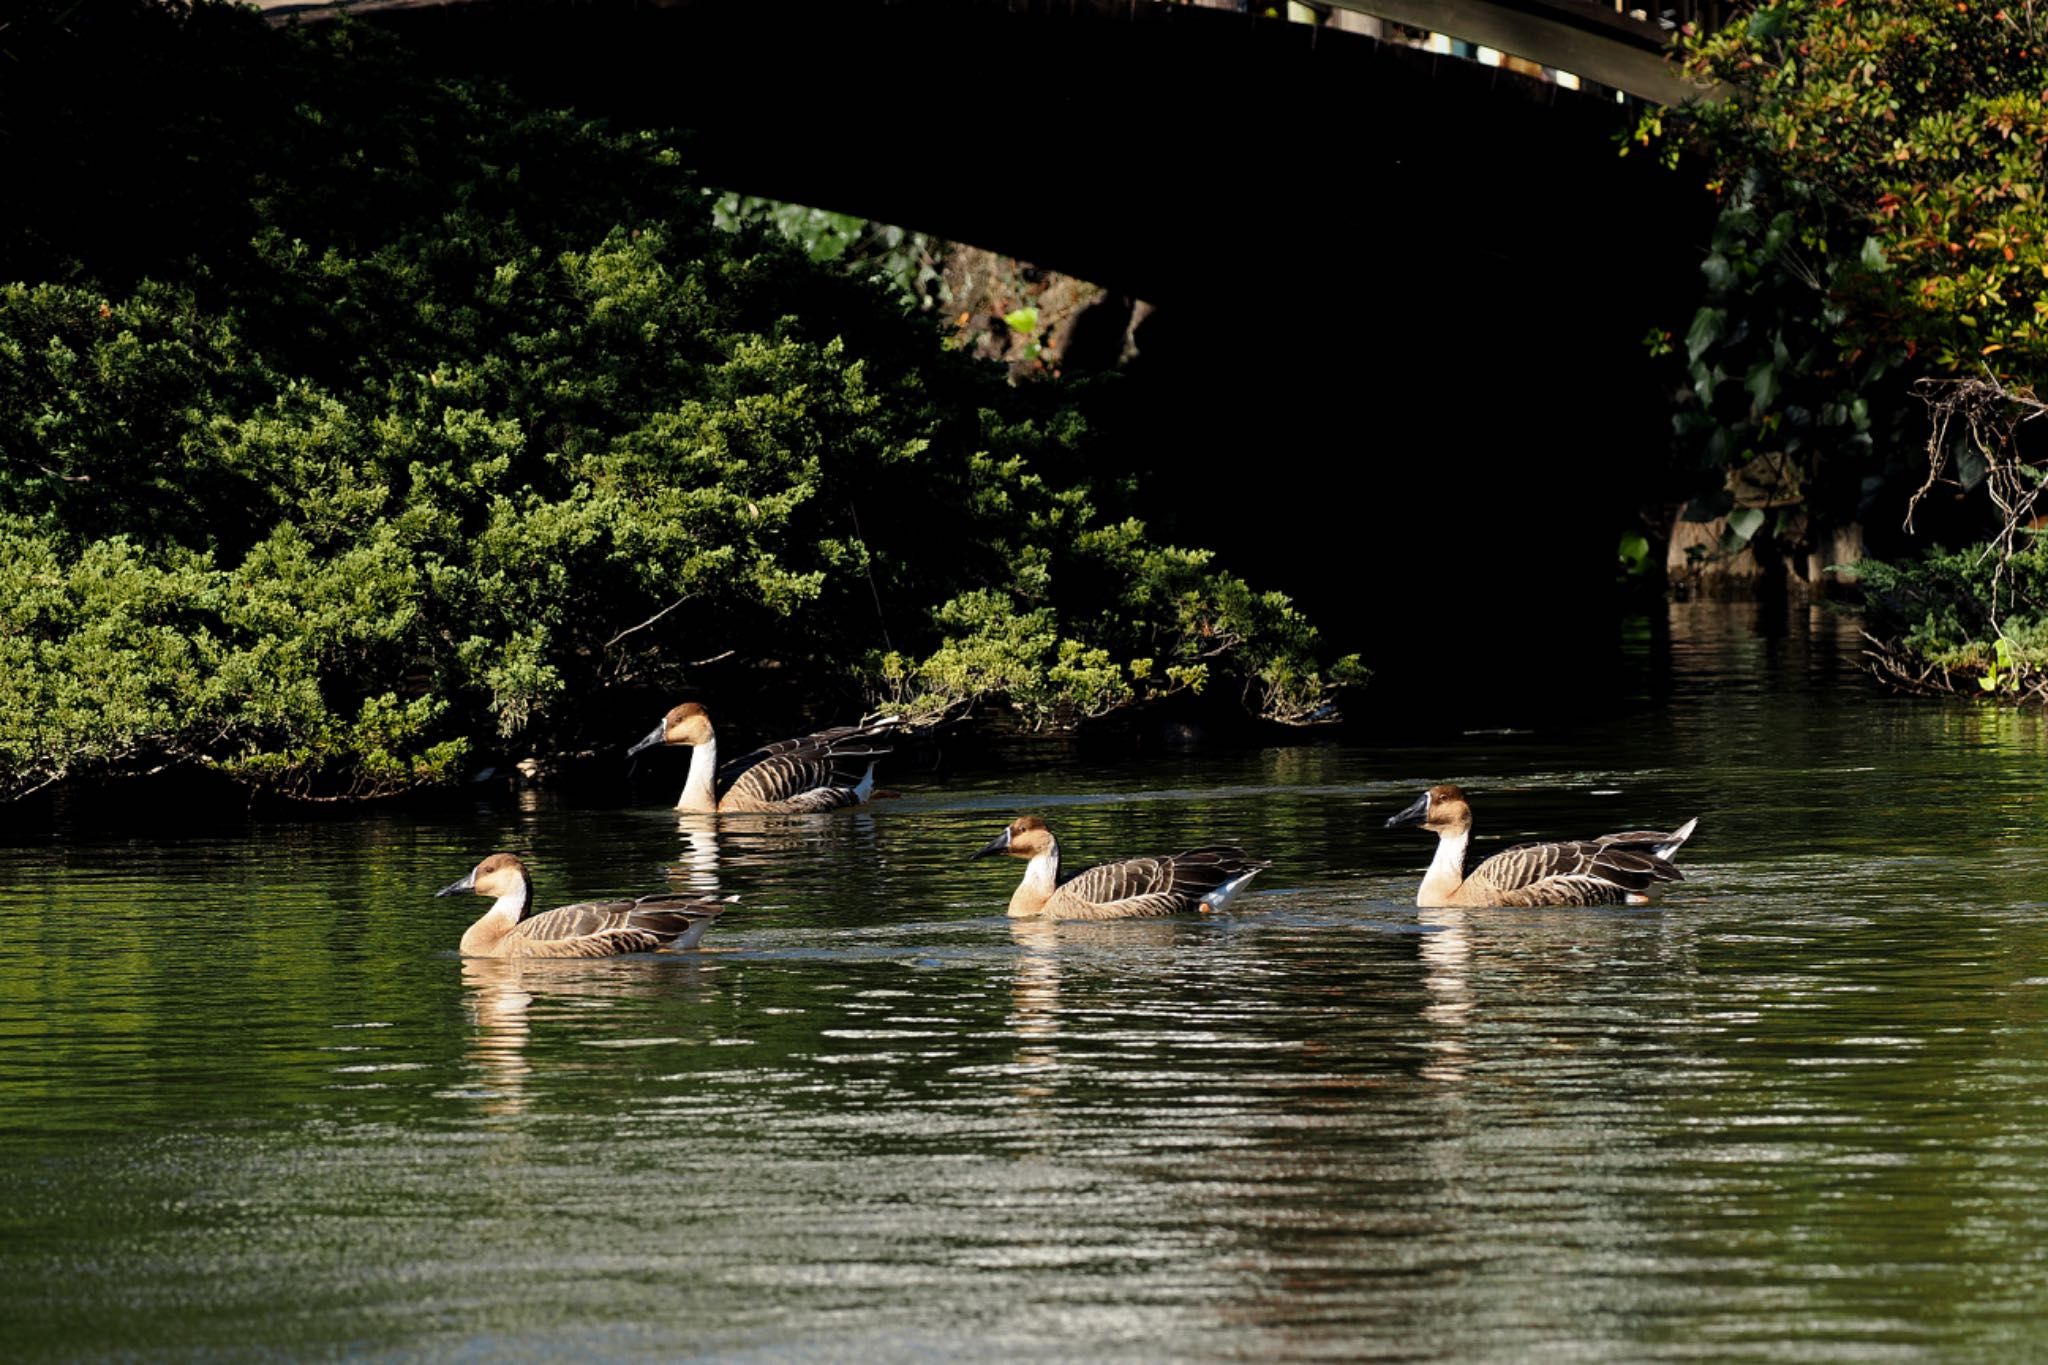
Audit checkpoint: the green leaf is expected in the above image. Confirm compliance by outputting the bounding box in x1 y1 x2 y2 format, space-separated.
1763 212 1795 258
1859 237 1889 273
1727 507 1766 545
1685 306 1726 363
1003 307 1039 336
1744 359 1779 411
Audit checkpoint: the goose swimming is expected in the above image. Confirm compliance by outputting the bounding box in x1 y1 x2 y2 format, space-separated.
626 703 898 814
1385 784 1698 908
972 815 1269 920
435 852 726 958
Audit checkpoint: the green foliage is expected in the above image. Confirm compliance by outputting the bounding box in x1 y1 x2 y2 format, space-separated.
1851 539 2048 697
711 194 947 311
0 2 1355 800
868 448 1360 730
1661 0 2048 373
1979 635 2016 693
1617 531 1652 577
1641 1 2048 535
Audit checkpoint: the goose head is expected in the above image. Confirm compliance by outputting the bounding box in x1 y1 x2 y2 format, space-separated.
974 815 1057 861
627 702 715 757
1385 784 1474 837
436 851 531 900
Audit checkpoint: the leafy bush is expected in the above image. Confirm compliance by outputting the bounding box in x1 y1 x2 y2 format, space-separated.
0 2 1355 800
1641 1 2048 542
1855 540 2048 697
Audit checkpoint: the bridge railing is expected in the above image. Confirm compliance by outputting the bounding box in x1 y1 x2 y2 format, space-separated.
1166 0 1731 102
260 0 1728 105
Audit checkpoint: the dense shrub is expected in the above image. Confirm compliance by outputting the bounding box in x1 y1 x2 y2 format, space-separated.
1644 1 2048 691
0 2 1356 800
1639 0 2048 544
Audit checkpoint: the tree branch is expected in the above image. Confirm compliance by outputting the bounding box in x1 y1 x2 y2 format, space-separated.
602 594 696 651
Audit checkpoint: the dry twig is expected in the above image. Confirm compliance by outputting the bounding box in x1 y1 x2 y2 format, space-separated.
1903 372 2048 629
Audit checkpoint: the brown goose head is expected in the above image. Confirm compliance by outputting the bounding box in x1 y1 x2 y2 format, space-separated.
436 852 531 900
627 702 715 757
1385 784 1474 837
973 814 1057 861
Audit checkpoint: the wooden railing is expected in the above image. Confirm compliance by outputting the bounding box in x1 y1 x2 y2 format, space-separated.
1168 0 1735 101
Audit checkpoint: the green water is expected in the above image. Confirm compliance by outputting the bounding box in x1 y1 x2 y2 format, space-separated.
6 603 2048 1360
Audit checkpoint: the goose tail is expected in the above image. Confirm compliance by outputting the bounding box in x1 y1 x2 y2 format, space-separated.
1199 864 1269 912
1657 818 1699 860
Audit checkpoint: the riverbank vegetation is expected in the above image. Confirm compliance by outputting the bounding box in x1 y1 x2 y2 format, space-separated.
0 1 1358 803
1647 0 2048 696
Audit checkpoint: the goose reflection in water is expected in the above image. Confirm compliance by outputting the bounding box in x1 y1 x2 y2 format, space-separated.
461 957 535 1117
669 810 884 894
459 955 722 1119
666 815 723 894
1418 907 1473 1086
1006 918 1183 1105
1411 900 1703 1096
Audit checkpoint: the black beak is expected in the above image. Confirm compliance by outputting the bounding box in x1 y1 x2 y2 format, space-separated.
626 723 667 759
972 828 1012 860
1385 793 1431 829
435 870 477 898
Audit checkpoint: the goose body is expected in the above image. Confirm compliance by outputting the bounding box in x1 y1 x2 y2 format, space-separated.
1386 784 1697 908
973 815 1269 920
628 703 898 814
436 853 726 958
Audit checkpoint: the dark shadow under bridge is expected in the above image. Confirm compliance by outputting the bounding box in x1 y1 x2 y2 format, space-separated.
272 0 1723 720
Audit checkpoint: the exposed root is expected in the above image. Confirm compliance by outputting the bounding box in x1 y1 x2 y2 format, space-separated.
1903 372 2048 629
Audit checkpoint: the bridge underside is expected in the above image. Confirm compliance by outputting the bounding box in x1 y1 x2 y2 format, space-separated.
329 0 1696 306
292 0 1716 717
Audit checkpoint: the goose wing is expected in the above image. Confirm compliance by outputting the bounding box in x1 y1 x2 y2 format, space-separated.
502 926 668 958
511 893 724 952
1466 839 1682 906
1052 846 1267 918
718 719 898 809
1592 817 1699 861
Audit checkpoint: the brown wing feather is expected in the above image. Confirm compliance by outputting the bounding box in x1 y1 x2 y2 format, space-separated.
1467 839 1682 907
511 893 723 951
717 719 897 811
716 720 896 787
1049 847 1268 919
508 929 669 958
722 754 859 810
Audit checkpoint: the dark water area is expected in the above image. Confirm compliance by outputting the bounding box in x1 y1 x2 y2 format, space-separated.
7 602 2048 1359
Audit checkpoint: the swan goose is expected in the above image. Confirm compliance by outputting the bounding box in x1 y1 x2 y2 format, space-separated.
627 702 898 814
973 815 1269 920
1386 783 1697 908
436 852 726 958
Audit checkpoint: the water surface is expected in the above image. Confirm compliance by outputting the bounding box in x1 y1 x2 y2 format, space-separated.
6 604 2048 1360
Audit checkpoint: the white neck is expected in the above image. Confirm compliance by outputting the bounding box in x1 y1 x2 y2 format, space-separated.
677 736 719 812
485 885 529 925
1009 841 1061 916
461 882 531 954
1023 848 1059 896
1418 829 1469 908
